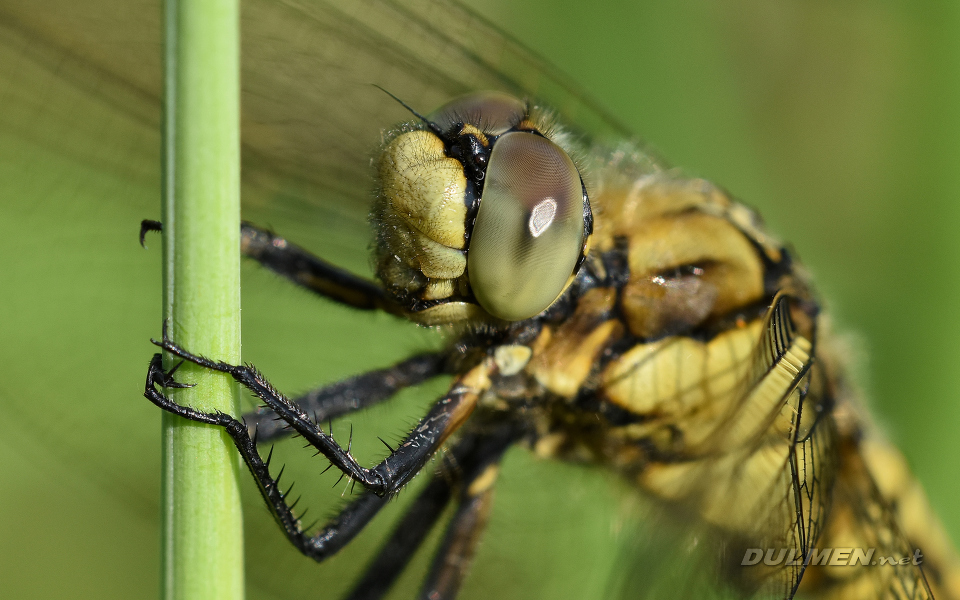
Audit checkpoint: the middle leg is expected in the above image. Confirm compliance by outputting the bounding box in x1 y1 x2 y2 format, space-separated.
244 352 450 443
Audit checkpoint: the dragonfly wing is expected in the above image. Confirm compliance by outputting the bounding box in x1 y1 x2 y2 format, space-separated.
1 0 636 269
799 436 936 600
608 294 837 599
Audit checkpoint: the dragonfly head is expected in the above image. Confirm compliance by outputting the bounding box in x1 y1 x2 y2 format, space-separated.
373 92 593 326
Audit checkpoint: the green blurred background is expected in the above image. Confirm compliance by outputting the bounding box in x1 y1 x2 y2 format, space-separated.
1 1 957 599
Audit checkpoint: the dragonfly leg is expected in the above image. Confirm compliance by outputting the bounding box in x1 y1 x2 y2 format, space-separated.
244 352 450 443
144 352 387 559
240 222 406 315
346 427 518 600
345 476 452 600
418 429 513 600
140 220 403 314
149 327 495 496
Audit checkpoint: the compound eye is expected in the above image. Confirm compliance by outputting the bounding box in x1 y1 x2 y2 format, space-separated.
467 131 585 321
429 92 526 135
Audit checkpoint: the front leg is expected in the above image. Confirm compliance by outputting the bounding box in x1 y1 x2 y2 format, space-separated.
240 223 406 316
148 328 495 496
140 220 406 316
144 354 432 562
144 353 311 548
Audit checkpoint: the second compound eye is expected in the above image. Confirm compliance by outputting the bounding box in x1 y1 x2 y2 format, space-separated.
429 91 526 135
467 131 586 321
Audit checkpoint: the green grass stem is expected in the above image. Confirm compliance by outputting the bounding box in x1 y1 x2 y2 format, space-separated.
159 0 243 598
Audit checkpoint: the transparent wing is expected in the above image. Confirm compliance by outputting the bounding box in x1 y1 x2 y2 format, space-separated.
801 440 936 600
605 295 836 599
605 289 950 599
239 0 636 205
2 0 636 266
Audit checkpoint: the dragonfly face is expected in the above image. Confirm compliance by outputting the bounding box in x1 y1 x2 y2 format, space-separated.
2 1 959 599
373 92 592 324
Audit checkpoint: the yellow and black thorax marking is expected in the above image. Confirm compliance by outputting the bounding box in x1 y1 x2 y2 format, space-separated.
470 172 834 587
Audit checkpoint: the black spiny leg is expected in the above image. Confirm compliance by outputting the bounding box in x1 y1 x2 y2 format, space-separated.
245 352 450 443
144 352 483 562
346 427 520 600
345 469 454 600
418 427 514 600
140 220 405 315
240 223 405 316
146 351 393 557
139 219 162 246
145 353 311 551
149 328 495 497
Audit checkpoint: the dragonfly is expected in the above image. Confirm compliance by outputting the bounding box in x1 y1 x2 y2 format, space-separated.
2 0 958 599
